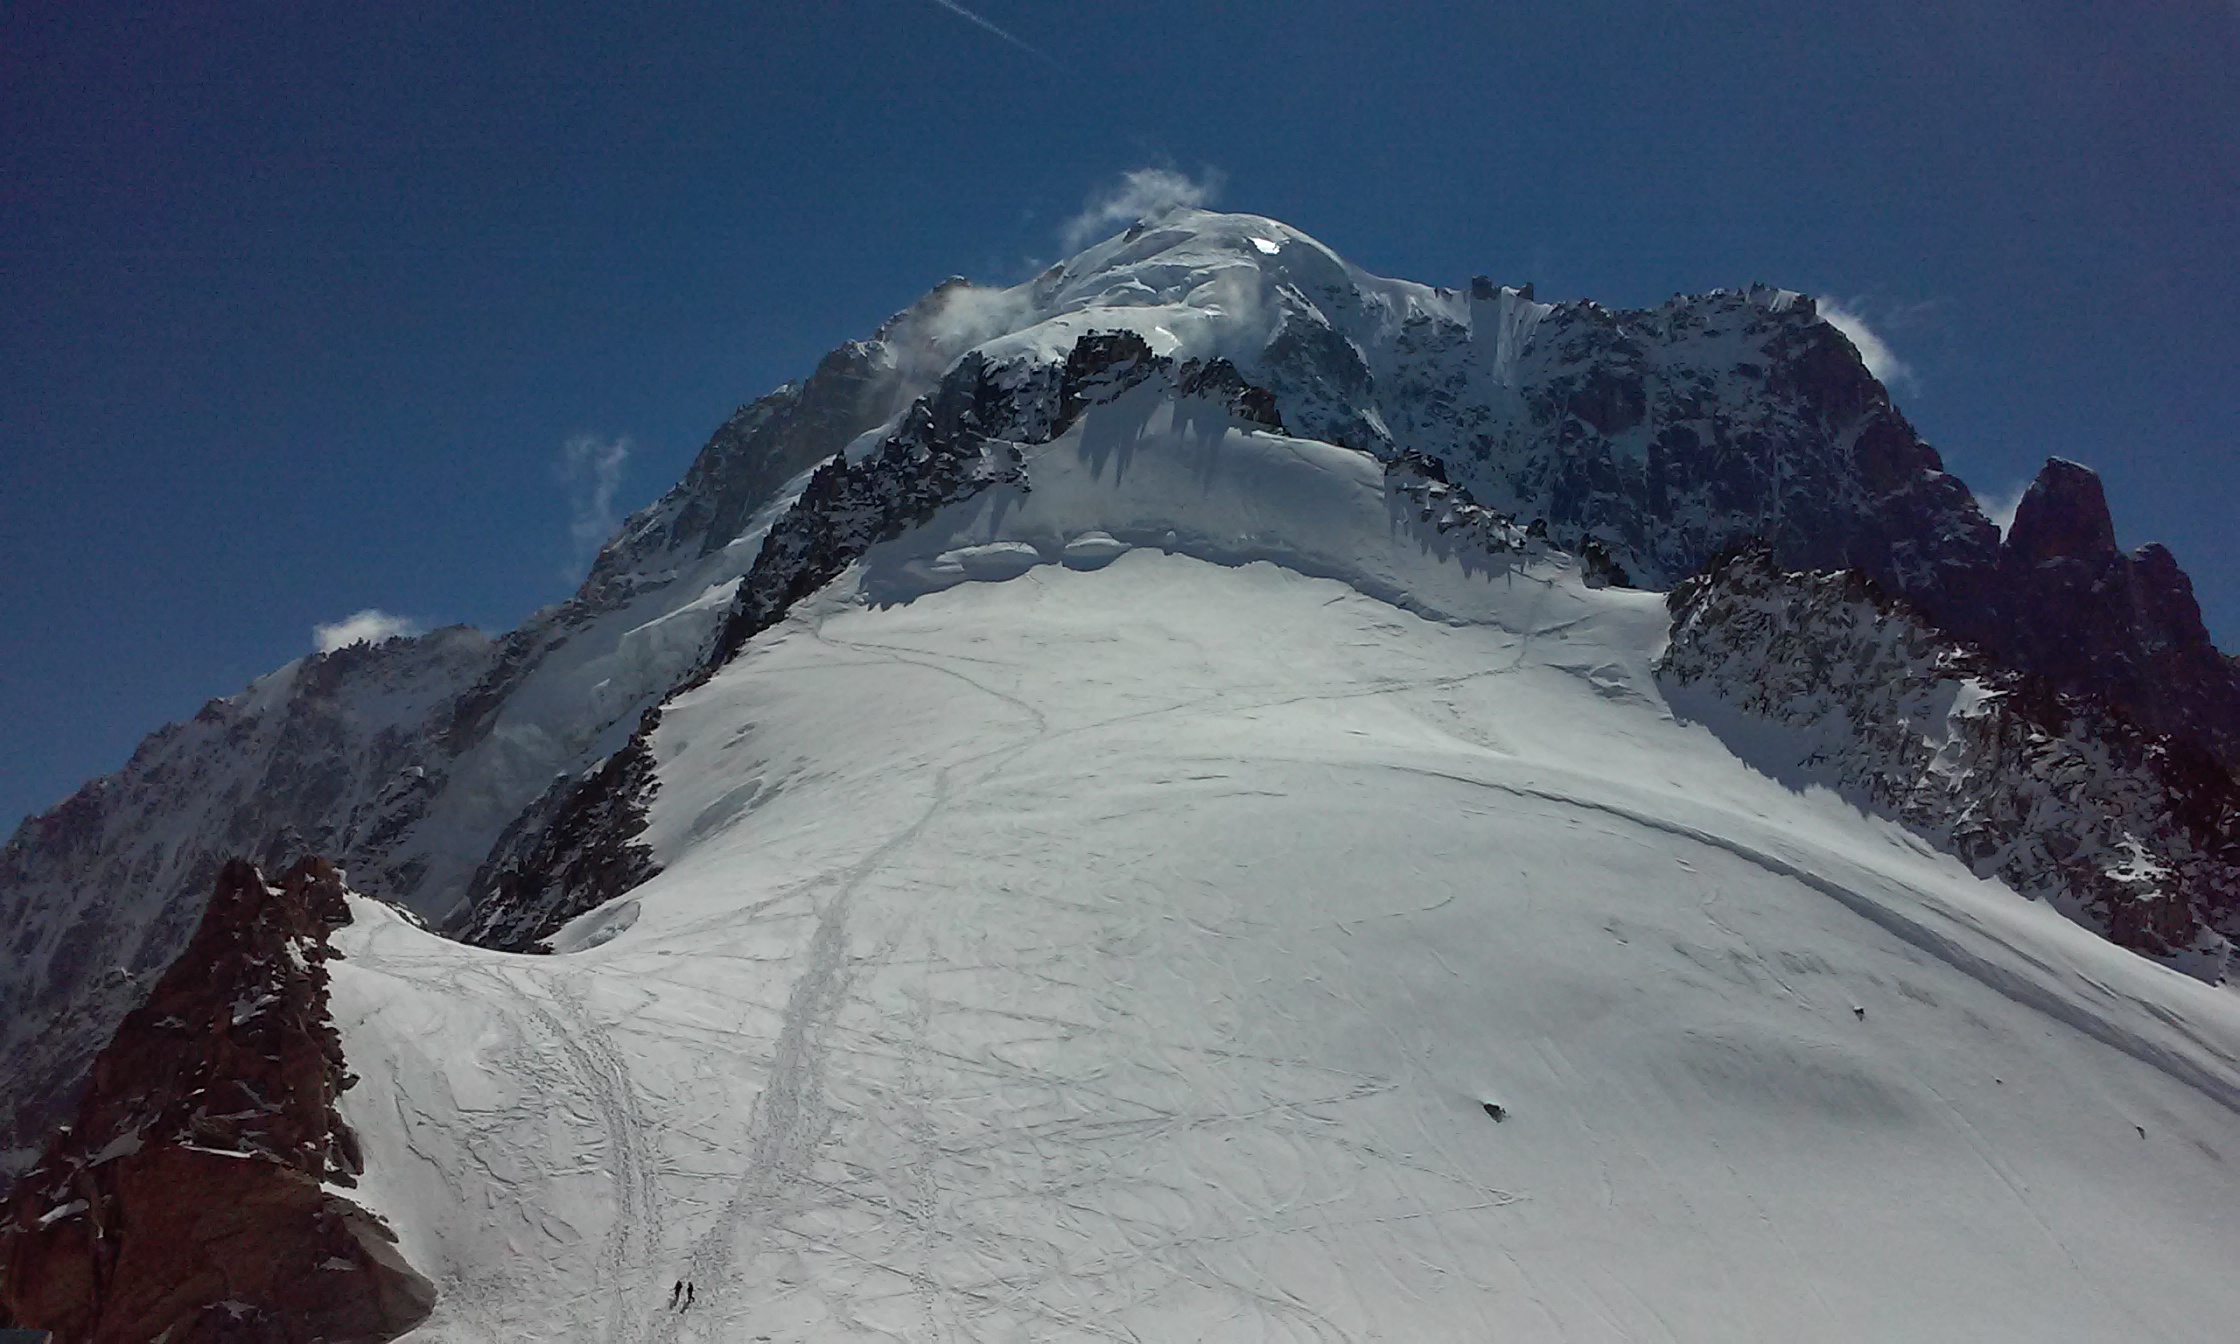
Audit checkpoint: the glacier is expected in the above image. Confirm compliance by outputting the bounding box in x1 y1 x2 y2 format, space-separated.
329 374 2240 1339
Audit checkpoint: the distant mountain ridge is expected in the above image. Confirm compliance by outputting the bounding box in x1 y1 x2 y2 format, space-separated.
4 207 2234 1204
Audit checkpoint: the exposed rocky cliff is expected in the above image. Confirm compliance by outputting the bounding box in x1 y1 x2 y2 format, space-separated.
1344 281 2235 778
1963 457 2240 772
0 630 493 1198
1660 546 2240 980
0 857 434 1342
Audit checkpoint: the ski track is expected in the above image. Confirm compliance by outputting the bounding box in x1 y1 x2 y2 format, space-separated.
334 554 2240 1342
1362 757 2240 1118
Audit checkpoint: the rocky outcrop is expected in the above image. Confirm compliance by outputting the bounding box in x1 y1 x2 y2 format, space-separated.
704 334 1273 673
1385 450 1632 589
1660 546 2240 980
1958 458 2240 774
450 714 664 953
0 629 492 1198
1359 282 2232 779
0 857 435 1342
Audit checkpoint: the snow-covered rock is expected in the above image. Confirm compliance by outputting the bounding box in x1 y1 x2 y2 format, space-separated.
1661 545 2240 980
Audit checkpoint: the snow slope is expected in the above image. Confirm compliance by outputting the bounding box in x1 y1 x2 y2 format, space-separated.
13 202 2198 1194
327 398 2240 1341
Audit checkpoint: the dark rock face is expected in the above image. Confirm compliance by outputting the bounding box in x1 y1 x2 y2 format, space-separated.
0 858 435 1342
1354 284 2232 779
1948 458 2240 774
703 334 1266 674
450 715 664 953
1362 284 2004 621
0 629 492 1202
1661 547 2240 979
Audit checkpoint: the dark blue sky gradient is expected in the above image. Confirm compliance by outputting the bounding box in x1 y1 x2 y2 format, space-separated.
4 1 2236 828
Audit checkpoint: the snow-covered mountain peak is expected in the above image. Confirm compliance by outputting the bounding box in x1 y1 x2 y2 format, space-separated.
9 207 2240 1342
9 190 2240 1342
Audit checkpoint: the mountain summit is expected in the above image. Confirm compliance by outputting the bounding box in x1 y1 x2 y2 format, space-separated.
5 209 2239 1341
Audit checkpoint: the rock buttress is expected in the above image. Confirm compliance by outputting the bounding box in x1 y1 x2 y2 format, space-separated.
0 857 435 1343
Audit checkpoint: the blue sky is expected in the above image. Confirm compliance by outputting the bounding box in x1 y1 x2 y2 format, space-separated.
4 0 2236 829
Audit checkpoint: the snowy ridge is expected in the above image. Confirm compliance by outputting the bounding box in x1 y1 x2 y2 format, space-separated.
1662 546 2240 981
326 517 2240 1339
453 330 1284 951
0 275 988 1189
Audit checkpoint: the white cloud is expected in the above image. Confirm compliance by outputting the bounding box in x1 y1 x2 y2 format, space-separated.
560 434 632 571
1817 297 1913 388
1976 481 2028 535
1060 168 1224 252
313 609 421 654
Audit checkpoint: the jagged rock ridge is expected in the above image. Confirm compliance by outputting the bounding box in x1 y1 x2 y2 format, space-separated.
0 630 494 1199
1969 458 2240 770
0 857 435 1343
1661 546 2239 980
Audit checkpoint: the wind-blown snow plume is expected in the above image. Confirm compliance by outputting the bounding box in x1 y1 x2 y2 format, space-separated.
560 434 632 571
1817 297 1913 387
1060 168 1224 250
312 609 420 653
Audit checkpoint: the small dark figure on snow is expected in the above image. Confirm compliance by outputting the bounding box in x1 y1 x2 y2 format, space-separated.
1482 1102 1507 1122
685 1281 696 1310
1853 1006 1866 1021
670 1280 683 1309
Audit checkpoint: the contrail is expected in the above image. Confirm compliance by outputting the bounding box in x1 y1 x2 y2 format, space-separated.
917 0 1060 67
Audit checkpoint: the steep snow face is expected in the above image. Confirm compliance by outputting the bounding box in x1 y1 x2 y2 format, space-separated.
325 392 2240 1341
329 543 2240 1342
899 209 1995 606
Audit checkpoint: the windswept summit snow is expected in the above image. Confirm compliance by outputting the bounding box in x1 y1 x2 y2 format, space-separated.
7 205 2240 1341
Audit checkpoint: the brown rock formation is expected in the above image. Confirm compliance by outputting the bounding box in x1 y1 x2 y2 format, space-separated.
0 858 434 1343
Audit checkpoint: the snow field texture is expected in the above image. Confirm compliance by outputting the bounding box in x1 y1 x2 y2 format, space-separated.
329 399 2240 1341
